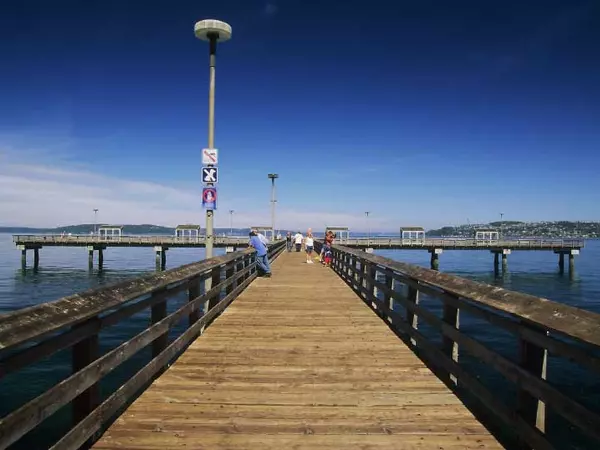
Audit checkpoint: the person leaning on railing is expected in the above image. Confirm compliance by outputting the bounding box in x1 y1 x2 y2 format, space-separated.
248 229 272 278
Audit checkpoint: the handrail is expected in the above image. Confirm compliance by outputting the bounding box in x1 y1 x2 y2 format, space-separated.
317 241 600 450
341 237 585 249
0 241 286 449
12 235 255 244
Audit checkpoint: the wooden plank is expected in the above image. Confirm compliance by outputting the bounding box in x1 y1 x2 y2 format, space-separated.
94 250 502 449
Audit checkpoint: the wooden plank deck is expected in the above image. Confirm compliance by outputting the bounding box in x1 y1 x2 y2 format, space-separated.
94 250 502 449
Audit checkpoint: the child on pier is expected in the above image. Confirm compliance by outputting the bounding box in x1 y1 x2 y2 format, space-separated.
321 231 335 266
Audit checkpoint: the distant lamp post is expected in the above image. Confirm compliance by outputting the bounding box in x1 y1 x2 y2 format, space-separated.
229 209 234 235
500 212 504 240
93 209 99 235
268 174 279 240
365 211 371 245
194 19 232 258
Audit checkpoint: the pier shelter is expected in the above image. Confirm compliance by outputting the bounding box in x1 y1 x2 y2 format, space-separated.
475 228 499 241
175 224 201 238
401 226 425 242
325 226 350 243
98 225 123 239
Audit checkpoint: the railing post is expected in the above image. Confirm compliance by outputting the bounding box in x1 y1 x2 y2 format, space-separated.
236 255 245 288
383 269 394 323
357 258 365 297
517 322 548 448
151 293 168 358
225 262 235 295
406 281 419 346
441 295 459 385
188 277 201 328
72 319 100 427
209 266 222 310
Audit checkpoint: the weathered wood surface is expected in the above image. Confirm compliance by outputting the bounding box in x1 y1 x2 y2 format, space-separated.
94 251 501 449
332 245 600 348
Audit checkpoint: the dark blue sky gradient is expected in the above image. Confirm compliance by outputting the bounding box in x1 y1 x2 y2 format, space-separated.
1 0 599 228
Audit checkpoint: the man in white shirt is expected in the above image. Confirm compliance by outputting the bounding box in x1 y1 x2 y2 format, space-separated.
293 231 303 252
257 231 269 246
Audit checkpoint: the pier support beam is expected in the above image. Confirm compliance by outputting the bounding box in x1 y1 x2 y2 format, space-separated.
429 248 442 271
87 246 106 269
555 249 578 274
558 252 565 273
18 245 42 269
492 249 511 273
154 246 168 271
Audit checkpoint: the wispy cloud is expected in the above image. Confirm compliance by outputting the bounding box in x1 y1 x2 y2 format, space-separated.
0 143 389 231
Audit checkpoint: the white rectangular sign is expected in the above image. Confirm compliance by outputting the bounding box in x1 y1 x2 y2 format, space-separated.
202 148 218 165
202 166 218 184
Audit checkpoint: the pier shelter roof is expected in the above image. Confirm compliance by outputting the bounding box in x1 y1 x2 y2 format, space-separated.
400 226 425 232
175 224 201 230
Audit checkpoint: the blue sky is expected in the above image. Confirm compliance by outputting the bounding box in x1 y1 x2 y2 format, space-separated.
1 0 599 231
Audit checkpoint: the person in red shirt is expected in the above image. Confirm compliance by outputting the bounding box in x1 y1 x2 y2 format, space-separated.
321 231 335 266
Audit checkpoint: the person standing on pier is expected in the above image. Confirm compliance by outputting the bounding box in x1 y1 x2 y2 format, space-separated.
249 230 271 277
321 230 335 266
286 232 293 252
293 231 303 252
305 229 315 263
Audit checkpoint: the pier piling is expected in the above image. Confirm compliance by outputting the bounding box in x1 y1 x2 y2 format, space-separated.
154 246 167 270
429 248 442 270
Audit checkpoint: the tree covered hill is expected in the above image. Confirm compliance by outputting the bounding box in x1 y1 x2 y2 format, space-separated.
426 221 600 238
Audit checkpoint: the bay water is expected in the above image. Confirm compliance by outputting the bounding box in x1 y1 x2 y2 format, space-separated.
0 233 598 449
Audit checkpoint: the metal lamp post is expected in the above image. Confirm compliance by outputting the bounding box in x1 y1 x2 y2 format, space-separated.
229 209 234 235
365 211 370 245
500 212 504 240
194 19 232 258
268 174 278 240
93 209 98 235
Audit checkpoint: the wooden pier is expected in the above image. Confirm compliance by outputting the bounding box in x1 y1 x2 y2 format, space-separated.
12 234 250 248
339 237 584 251
13 234 255 270
93 249 500 449
13 234 585 272
1 240 599 449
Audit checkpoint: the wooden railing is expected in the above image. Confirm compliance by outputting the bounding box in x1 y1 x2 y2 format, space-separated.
0 241 285 450
316 242 600 450
12 234 254 246
341 237 585 249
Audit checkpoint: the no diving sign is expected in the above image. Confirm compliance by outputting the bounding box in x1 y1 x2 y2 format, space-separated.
202 148 218 165
202 167 218 183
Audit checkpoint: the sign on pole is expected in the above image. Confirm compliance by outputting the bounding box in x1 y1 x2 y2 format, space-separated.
202 167 218 184
202 148 218 165
202 187 217 210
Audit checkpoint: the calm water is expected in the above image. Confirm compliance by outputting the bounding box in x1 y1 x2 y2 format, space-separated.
0 233 599 449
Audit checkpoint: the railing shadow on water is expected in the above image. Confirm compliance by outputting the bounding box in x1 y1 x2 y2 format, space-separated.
0 241 286 450
313 241 600 450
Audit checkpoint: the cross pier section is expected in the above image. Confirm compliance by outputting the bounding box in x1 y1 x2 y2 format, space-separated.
341 237 584 272
13 234 256 270
1 241 600 449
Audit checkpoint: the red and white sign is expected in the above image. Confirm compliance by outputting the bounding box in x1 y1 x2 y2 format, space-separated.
202 148 218 165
